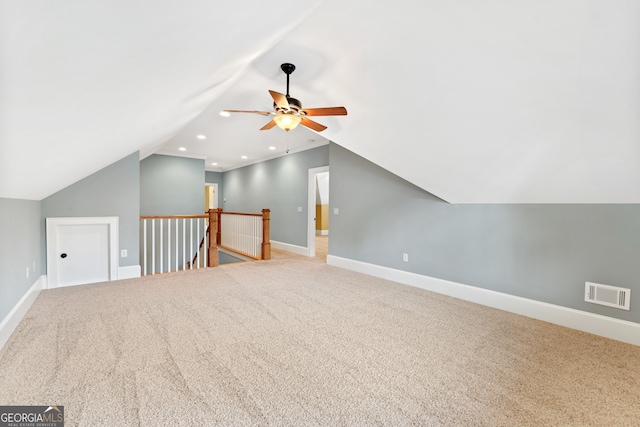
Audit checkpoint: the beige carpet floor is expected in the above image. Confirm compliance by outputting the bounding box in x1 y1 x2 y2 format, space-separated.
0 250 639 426
315 235 328 261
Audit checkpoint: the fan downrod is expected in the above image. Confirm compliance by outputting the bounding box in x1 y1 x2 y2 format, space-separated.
281 63 296 97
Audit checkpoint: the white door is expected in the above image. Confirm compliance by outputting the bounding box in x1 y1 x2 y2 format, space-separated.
57 224 110 286
46 217 118 288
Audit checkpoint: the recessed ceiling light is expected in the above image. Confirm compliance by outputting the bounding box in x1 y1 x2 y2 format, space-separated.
211 162 217 166
197 135 206 140
269 146 276 150
179 147 186 151
219 111 230 117
241 155 247 159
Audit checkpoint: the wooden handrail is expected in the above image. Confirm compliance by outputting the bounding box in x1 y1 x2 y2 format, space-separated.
140 214 208 219
219 212 263 217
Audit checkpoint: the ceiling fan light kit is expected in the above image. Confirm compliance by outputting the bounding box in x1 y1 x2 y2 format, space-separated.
273 113 302 132
223 63 347 133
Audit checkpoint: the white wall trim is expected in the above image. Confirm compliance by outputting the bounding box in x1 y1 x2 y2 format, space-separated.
118 265 141 280
0 276 45 351
316 230 329 236
327 255 640 347
271 240 308 256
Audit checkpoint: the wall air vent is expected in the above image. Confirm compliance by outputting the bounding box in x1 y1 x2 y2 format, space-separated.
585 282 630 311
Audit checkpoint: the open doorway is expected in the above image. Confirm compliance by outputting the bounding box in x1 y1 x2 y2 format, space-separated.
307 166 329 260
204 183 218 211
314 171 329 261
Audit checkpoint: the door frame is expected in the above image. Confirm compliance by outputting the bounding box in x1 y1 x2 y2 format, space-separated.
46 217 119 289
307 166 329 257
204 183 219 210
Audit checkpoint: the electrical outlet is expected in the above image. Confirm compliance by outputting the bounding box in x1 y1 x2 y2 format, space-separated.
26 267 29 279
297 207 303 212
403 253 409 262
121 249 128 258
334 208 339 215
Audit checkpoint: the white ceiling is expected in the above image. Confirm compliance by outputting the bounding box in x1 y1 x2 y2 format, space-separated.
2 0 639 203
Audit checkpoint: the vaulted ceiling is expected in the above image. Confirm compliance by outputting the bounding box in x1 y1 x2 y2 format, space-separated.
2 1 639 203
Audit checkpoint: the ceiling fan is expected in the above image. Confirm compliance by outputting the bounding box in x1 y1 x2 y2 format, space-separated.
223 63 347 132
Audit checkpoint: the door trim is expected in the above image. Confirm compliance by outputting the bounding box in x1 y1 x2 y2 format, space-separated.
307 166 329 257
46 217 119 289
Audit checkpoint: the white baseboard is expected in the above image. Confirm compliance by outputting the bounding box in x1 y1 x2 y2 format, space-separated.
118 265 141 280
271 240 309 256
327 255 640 347
0 276 45 351
315 230 329 236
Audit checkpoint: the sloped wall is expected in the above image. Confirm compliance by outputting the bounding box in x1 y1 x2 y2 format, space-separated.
140 154 204 216
42 151 140 269
329 143 640 323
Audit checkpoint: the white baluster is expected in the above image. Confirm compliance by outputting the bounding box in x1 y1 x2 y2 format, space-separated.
175 219 178 272
151 219 155 275
203 217 208 268
259 219 263 258
143 219 147 275
182 218 186 271
159 219 163 274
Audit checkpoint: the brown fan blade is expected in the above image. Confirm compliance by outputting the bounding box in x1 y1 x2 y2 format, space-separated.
301 107 347 116
300 117 327 132
260 120 277 131
223 109 273 115
269 90 289 110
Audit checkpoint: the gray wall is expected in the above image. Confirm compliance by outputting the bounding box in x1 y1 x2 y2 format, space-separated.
205 171 223 185
42 152 140 268
0 198 42 323
140 155 204 216
329 143 640 323
223 146 329 247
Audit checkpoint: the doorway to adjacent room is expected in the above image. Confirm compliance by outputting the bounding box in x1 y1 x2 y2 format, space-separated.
307 166 329 260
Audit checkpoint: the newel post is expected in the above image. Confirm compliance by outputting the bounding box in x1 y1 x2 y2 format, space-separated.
261 209 271 260
207 208 219 267
216 208 223 247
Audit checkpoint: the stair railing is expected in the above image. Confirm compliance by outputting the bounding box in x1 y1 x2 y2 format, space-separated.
140 208 270 275
218 209 271 260
139 209 219 276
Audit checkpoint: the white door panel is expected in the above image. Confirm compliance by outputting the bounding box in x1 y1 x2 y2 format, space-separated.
57 224 110 286
46 217 118 288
